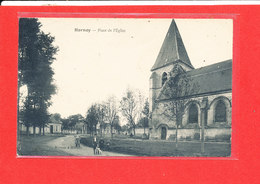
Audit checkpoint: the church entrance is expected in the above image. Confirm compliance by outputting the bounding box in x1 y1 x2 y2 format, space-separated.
161 127 167 140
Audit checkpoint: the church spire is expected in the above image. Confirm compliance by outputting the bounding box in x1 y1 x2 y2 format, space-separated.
151 19 194 71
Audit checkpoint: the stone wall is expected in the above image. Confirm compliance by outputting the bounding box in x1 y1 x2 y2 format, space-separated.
150 127 231 141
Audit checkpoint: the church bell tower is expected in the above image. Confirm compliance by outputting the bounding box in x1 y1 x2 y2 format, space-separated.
149 19 194 112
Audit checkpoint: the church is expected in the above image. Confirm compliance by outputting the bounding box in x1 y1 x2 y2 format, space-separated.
149 20 232 141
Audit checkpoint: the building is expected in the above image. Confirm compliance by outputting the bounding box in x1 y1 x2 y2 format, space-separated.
149 20 232 141
20 114 62 135
44 114 62 134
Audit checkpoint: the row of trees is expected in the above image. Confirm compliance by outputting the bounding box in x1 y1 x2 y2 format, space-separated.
84 88 150 137
58 89 150 138
18 18 59 136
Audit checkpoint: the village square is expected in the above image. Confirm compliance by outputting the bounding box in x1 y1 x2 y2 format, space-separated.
17 18 232 157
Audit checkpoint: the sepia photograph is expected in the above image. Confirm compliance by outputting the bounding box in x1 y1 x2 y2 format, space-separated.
17 18 233 157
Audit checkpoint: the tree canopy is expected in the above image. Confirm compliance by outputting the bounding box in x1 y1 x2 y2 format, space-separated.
18 18 59 136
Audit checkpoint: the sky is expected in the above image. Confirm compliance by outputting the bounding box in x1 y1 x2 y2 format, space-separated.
37 18 233 118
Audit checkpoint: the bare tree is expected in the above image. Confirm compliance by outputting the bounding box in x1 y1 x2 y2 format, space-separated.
120 88 139 135
159 64 199 148
105 96 118 138
96 103 107 137
113 115 121 134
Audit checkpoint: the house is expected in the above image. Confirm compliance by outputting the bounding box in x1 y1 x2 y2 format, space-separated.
44 114 62 134
20 114 62 135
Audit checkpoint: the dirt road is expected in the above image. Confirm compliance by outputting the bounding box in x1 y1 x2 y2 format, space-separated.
47 135 132 156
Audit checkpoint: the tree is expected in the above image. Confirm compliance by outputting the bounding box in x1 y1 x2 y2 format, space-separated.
20 97 36 136
95 103 107 137
137 117 149 134
105 96 118 138
121 125 129 135
141 99 150 134
86 105 99 136
68 114 84 132
53 113 61 122
159 64 199 148
18 18 58 136
120 89 139 135
113 115 121 134
61 117 70 133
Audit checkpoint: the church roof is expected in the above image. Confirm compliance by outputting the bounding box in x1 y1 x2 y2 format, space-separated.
151 19 193 71
186 59 232 95
158 59 232 100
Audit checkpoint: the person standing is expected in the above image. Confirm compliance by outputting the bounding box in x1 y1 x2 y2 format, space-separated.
92 134 97 154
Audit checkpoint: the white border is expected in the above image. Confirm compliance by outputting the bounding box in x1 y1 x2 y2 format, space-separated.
2 1 260 6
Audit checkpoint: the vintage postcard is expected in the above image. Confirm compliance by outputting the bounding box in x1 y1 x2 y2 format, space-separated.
17 18 233 157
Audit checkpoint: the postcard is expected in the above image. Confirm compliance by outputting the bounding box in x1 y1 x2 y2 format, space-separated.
17 17 233 157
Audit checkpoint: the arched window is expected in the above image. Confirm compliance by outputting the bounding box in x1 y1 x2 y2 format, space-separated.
215 100 226 122
188 104 198 123
162 72 167 86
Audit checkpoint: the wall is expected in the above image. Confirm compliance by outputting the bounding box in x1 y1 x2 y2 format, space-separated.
150 92 232 141
45 123 62 134
135 128 147 135
150 127 231 141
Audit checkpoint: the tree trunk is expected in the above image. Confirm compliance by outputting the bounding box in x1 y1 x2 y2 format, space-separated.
33 125 36 137
175 125 178 148
43 125 45 135
175 114 183 149
133 126 136 136
111 124 113 138
39 126 42 136
100 124 103 137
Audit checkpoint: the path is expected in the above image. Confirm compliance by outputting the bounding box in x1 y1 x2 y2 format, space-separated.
47 135 132 156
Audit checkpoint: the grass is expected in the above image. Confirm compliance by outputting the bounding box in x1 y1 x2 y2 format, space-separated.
81 135 231 157
18 135 74 156
18 134 231 157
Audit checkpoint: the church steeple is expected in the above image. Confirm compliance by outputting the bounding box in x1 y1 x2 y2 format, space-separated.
151 19 194 71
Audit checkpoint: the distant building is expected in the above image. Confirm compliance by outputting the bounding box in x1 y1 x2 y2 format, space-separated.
20 114 62 134
149 20 232 141
44 114 62 134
